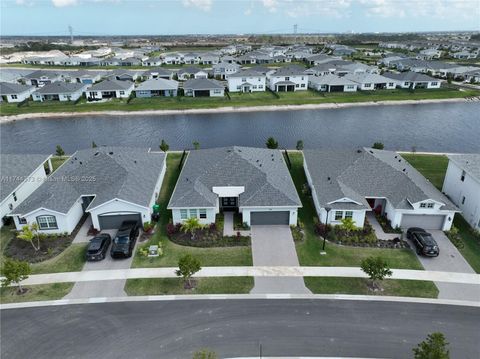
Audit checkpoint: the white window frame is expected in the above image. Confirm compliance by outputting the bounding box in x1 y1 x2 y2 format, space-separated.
37 215 58 230
199 209 207 219
334 211 343 221
180 209 188 220
189 209 198 218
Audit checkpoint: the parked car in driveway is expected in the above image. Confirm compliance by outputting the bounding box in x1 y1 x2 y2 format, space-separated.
86 234 112 261
110 220 140 258
407 227 440 257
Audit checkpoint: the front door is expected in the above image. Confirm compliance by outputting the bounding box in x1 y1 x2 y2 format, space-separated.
221 197 238 211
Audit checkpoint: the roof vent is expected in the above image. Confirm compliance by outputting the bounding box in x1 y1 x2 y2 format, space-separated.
272 158 274 161
134 160 137 164
79 161 82 165
109 151 114 155
94 152 99 156
398 159 401 162
394 155 398 159
402 168 406 172
327 176 331 181
357 149 362 153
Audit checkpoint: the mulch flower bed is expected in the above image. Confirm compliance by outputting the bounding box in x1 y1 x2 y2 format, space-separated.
166 223 250 247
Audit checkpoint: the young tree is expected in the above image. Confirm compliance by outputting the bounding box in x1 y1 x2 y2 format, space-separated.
55 145 65 156
176 254 201 289
372 142 384 150
360 256 392 290
92 141 97 148
193 141 200 150
296 140 304 151
193 349 217 359
340 217 357 233
17 223 41 252
413 332 450 359
1 258 31 294
265 137 279 149
181 217 202 240
159 139 169 152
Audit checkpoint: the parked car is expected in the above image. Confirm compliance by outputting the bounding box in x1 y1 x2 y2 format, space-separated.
110 220 140 258
86 234 112 261
407 227 440 257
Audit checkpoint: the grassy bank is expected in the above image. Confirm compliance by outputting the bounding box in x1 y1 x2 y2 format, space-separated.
125 277 254 295
287 152 423 269
1 88 478 116
0 283 74 304
304 277 438 298
402 153 480 273
132 153 252 268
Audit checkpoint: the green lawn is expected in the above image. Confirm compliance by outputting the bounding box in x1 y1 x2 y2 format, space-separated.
132 153 252 268
2 87 478 116
402 153 480 273
50 156 69 172
287 152 423 269
304 277 438 298
125 277 254 296
30 243 87 274
0 283 74 304
0 225 15 274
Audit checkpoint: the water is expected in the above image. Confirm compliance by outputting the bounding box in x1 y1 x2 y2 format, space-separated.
1 102 479 154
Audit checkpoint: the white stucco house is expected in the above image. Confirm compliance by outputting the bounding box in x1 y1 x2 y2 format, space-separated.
86 79 134 101
184 78 224 97
10 147 166 234
382 71 441 89
267 65 308 92
0 154 52 228
308 75 358 93
442 154 480 230
0 82 36 103
168 147 302 226
227 69 266 93
343 73 397 91
303 148 458 231
32 82 89 102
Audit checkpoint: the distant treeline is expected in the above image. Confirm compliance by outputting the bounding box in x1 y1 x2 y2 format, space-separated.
1 42 99 55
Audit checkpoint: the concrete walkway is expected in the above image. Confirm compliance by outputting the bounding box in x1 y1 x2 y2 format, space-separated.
410 230 480 302
366 212 401 241
250 225 311 294
223 212 235 236
8 266 480 287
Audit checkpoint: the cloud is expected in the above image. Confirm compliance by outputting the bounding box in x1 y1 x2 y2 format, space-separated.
262 0 278 13
51 0 78 7
182 0 212 12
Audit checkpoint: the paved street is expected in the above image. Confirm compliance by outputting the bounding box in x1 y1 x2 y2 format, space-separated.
250 225 310 294
1 299 479 359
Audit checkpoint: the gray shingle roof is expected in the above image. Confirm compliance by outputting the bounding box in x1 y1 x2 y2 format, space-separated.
135 78 179 91
343 73 394 84
382 71 439 82
12 147 165 215
272 65 307 76
34 82 87 95
229 69 265 78
23 70 60 79
168 147 301 209
184 78 224 90
304 148 458 211
0 82 34 95
88 79 134 91
309 75 357 87
0 154 50 202
178 67 204 75
447 154 480 182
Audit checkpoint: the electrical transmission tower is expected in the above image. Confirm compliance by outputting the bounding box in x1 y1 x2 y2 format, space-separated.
68 25 73 44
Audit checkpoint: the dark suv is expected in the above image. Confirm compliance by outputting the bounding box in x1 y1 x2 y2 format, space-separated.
86 234 112 261
110 221 140 258
407 227 440 257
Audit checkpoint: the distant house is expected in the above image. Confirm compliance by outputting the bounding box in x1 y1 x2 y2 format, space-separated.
330 45 357 57
305 54 340 66
382 71 441 89
451 51 477 60
120 57 142 66
106 69 144 82
199 53 220 65
184 78 224 97
32 82 88 102
0 82 35 103
22 70 61 87
66 70 103 84
227 69 266 93
212 62 241 79
417 49 442 60
134 78 179 97
378 55 408 67
163 53 183 65
142 68 174 80
308 75 358 93
442 154 480 230
343 73 396 90
267 65 308 92
0 154 52 228
86 79 134 100
142 57 163 66
463 69 480 83
177 67 208 81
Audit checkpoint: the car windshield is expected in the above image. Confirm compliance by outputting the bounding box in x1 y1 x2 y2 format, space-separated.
87 240 102 252
114 236 129 244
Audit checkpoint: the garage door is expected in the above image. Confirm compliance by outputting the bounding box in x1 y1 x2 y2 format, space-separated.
250 211 290 225
400 214 446 230
98 213 141 230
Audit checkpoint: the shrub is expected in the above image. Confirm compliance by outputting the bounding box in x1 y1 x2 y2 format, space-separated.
372 142 384 150
314 222 331 237
209 222 217 232
166 223 177 238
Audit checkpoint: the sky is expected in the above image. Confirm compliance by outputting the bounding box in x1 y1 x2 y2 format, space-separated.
1 0 479 36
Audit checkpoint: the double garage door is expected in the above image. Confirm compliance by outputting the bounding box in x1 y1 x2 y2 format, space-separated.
400 214 446 230
98 213 142 230
250 211 290 225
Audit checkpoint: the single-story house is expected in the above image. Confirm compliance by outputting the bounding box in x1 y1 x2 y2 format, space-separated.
343 73 396 90
451 51 477 60
168 146 302 226
22 70 62 87
10 147 166 234
184 78 224 97
382 71 442 89
134 78 179 97
227 69 266 93
308 75 358 93
303 148 458 230
442 154 480 230
0 154 52 228
86 79 134 101
105 69 144 82
305 54 340 66
142 57 163 66
177 67 208 81
267 65 308 92
142 68 174 80
212 62 241 79
0 82 35 103
32 82 88 102
66 70 103 84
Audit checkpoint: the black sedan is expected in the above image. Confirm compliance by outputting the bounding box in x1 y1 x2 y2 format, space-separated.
86 234 112 261
407 227 440 257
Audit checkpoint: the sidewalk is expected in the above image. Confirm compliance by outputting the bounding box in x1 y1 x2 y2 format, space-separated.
9 266 480 287
366 212 401 241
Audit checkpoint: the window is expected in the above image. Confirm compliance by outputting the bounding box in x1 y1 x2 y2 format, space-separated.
295 84 299 87
213 89 222 94
462 196 466 205
334 211 343 221
189 209 197 218
199 209 207 219
180 209 188 220
301 84 305 88
242 78 246 82
420 203 427 208
427 203 434 208
345 211 353 219
364 83 372 88
11 94 18 99
37 215 57 230
388 82 394 87
13 192 17 201
119 91 125 95
461 170 466 182
8 204 13 210
431 82 438 86
285 77 290 81
18 217 27 225
259 85 264 89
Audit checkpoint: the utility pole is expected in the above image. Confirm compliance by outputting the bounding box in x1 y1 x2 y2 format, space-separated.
293 24 298 43
68 25 73 44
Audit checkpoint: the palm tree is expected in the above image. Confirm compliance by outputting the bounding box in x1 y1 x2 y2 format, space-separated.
181 217 202 240
17 224 40 251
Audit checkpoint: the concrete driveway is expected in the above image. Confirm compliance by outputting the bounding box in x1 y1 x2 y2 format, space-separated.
64 232 138 299
250 225 310 294
409 230 480 301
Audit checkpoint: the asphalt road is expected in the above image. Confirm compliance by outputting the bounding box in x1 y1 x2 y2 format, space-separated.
1 299 479 359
